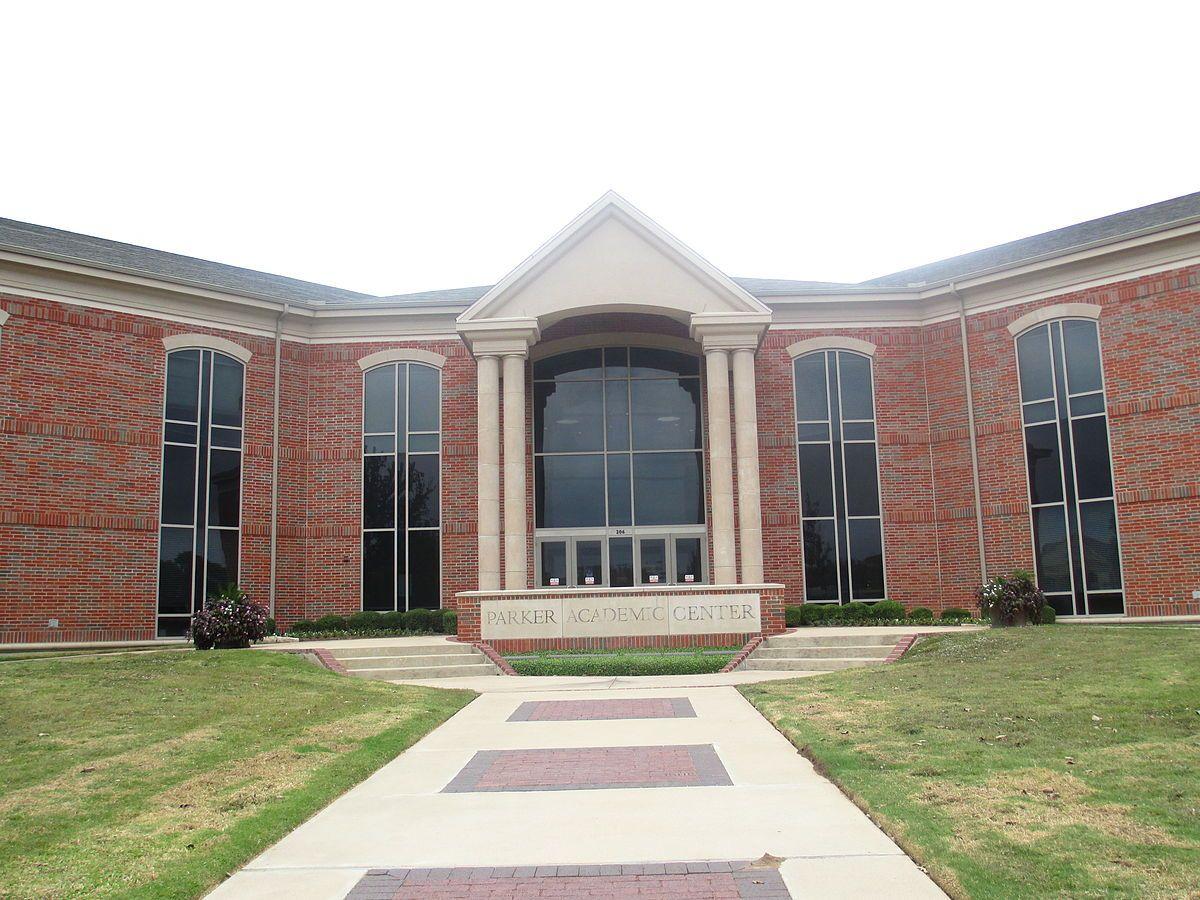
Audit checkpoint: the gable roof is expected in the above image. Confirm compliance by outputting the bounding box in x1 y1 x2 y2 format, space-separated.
2 190 1198 307
861 191 1200 288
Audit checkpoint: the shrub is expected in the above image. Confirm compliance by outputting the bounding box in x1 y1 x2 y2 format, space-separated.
785 605 803 627
440 609 458 634
1040 605 1057 625
347 611 383 630
978 569 1046 626
841 601 871 621
800 604 837 626
402 608 433 632
868 600 906 620
939 607 972 621
907 606 934 621
313 614 349 631
191 584 268 650
264 617 277 636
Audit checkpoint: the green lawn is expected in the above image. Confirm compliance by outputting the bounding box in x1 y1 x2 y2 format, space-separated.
0 649 473 899
506 646 740 676
741 627 1200 899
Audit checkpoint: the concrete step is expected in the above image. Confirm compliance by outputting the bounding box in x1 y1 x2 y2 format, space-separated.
741 657 886 672
753 645 891 660
764 632 901 648
326 643 467 659
338 652 482 671
351 662 500 680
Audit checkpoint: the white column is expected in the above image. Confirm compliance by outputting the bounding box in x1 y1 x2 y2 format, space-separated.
476 354 501 591
502 352 528 589
705 349 737 584
732 348 764 583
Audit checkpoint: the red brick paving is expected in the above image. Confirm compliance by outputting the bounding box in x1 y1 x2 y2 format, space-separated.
345 862 790 898
507 698 696 721
442 745 732 792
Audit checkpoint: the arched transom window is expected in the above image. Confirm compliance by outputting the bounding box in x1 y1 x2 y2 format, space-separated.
793 350 885 602
362 362 441 610
533 346 707 588
157 349 244 637
1015 319 1123 615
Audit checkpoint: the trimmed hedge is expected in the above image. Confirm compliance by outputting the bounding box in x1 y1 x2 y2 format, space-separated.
785 601 979 627
288 608 457 637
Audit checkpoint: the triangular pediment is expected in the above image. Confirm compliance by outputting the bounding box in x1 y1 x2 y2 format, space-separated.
458 192 769 329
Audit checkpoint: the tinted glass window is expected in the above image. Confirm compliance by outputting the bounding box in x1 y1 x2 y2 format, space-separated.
576 540 603 585
838 354 874 421
210 354 244 428
843 443 880 517
793 353 828 421
534 348 603 381
207 449 241 527
364 367 395 434
408 455 440 527
408 364 440 432
675 537 702 583
161 445 196 525
848 519 884 600
632 452 703 525
796 422 829 442
158 527 193 614
605 380 630 450
535 381 604 452
205 529 238 593
1062 320 1102 395
165 350 200 422
1016 328 1054 401
1080 501 1121 591
407 530 440 608
1025 423 1063 505
630 379 702 450
362 532 394 610
536 455 606 527
1071 417 1113 499
540 541 567 586
606 453 632 526
609 537 634 587
363 456 395 528
797 444 834 518
1032 506 1071 594
639 538 667 583
802 520 839 602
629 348 699 378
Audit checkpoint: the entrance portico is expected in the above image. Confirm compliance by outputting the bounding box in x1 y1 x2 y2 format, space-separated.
455 193 781 644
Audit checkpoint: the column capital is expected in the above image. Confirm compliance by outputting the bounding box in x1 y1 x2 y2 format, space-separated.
689 312 770 353
457 318 540 358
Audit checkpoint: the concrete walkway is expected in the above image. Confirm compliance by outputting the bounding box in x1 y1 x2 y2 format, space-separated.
210 675 945 899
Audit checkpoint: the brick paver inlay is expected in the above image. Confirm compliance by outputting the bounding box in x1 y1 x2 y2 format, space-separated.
507 697 697 721
345 861 790 899
441 744 732 792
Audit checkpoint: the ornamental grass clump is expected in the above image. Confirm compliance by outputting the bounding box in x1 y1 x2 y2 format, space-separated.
191 584 268 650
977 569 1047 627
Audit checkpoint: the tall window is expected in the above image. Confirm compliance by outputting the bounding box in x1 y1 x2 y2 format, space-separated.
794 350 885 602
157 349 244 637
362 363 441 610
1016 319 1123 615
533 346 706 588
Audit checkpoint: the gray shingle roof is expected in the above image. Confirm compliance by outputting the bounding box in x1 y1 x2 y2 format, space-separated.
861 191 1200 288
0 217 374 305
3 191 1198 306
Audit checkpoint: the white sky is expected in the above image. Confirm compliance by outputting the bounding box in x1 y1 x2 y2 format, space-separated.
3 1 1198 296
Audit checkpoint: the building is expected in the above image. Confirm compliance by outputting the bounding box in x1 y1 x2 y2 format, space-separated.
1 191 1197 646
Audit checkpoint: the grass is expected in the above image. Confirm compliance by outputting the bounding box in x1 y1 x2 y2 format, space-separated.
506 646 741 676
0 649 473 899
741 626 1200 899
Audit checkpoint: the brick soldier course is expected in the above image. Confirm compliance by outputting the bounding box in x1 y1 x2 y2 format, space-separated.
2 190 1198 645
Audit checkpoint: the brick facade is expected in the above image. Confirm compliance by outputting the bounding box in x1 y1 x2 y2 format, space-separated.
1 262 1197 642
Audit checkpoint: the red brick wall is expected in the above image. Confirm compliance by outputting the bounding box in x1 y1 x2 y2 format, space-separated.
1 261 1197 643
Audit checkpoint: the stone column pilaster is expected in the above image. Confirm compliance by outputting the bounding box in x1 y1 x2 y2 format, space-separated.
476 354 501 591
732 348 764 583
705 349 737 584
502 352 528 589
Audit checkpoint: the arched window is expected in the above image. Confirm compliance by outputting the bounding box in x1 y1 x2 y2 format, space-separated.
157 348 244 637
1015 319 1123 615
362 363 441 610
533 346 706 587
793 350 885 602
